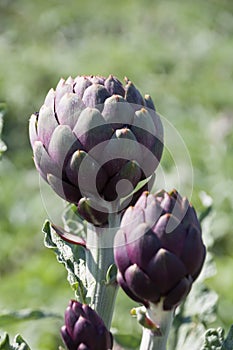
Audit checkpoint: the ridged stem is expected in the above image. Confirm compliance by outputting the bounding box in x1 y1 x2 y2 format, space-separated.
85 212 120 329
140 302 174 350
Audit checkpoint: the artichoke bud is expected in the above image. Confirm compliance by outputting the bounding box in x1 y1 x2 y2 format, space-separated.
114 189 206 310
61 300 113 350
29 74 163 217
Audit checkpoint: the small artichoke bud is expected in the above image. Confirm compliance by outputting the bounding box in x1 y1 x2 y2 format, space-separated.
61 300 113 350
29 74 163 226
114 190 206 310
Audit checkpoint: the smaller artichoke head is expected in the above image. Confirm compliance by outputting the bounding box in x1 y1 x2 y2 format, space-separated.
61 300 113 350
114 190 206 310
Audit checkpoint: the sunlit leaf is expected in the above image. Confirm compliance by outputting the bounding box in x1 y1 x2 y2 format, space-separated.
42 220 88 303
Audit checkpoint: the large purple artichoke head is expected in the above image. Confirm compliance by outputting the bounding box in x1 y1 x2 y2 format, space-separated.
114 190 206 310
61 300 113 350
29 75 163 226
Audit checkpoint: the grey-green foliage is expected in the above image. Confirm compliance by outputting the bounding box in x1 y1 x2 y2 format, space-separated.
0 333 31 350
42 219 88 303
169 201 218 350
171 199 233 350
0 104 7 158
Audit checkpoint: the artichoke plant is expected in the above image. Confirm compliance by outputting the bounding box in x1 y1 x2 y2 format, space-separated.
29 75 163 225
114 189 206 310
61 300 113 350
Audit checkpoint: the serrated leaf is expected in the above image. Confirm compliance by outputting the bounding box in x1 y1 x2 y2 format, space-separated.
0 309 61 327
42 220 88 303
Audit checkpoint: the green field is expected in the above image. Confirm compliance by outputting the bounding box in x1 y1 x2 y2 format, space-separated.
0 0 233 348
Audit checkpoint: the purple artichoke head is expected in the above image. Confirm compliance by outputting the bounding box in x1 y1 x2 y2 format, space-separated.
61 300 113 350
29 75 163 225
114 189 206 310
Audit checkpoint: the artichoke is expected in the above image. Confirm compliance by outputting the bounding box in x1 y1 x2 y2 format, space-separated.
114 190 206 310
29 75 163 225
61 300 113 350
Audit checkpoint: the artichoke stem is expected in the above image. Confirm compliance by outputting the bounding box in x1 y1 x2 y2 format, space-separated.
85 208 120 329
140 302 174 350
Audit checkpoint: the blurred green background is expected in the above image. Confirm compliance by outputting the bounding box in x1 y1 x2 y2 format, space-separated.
0 0 233 348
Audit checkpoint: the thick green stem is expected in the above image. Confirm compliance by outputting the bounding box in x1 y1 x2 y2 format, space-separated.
140 302 174 350
85 213 120 329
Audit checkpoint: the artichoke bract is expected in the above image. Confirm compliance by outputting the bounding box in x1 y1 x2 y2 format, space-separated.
29 75 163 225
61 300 113 350
114 190 206 310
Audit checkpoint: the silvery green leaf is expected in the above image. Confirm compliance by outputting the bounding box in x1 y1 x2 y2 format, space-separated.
42 220 88 303
171 323 206 350
170 258 218 349
183 282 218 324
